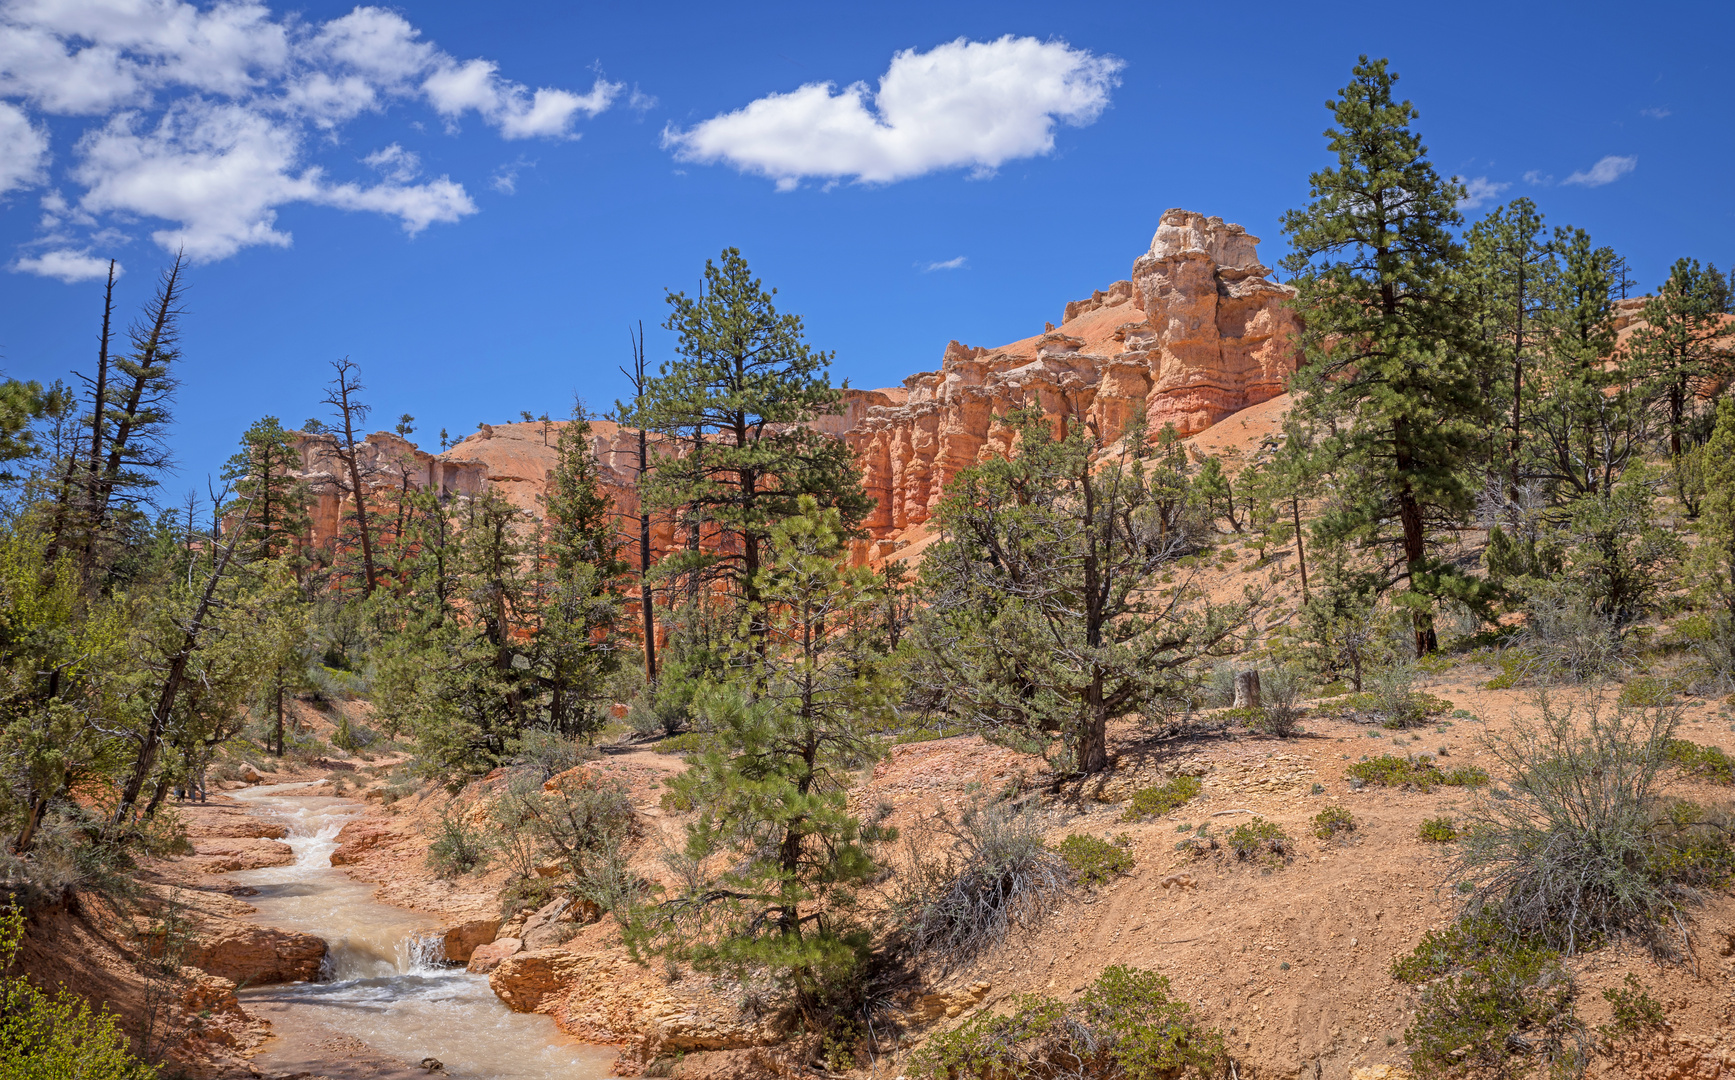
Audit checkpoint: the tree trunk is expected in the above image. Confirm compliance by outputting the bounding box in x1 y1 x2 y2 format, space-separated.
1291 496 1308 598
1233 669 1262 709
1077 669 1109 775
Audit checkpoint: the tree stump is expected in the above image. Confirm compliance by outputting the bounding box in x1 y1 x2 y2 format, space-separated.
1233 669 1262 709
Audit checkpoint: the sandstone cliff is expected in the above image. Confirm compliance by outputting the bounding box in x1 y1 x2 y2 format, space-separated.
844 208 1299 538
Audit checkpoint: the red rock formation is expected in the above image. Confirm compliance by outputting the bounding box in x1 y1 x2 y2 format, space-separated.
844 208 1299 537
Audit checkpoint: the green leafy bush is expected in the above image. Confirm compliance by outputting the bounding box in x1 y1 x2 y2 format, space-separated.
1665 738 1735 783
1055 834 1135 886
0 906 155 1080
1597 974 1666 1043
1347 754 1488 792
1121 776 1201 821
1311 805 1355 840
1419 817 1458 843
1392 915 1583 1077
1618 676 1675 708
1226 817 1291 864
909 965 1224 1080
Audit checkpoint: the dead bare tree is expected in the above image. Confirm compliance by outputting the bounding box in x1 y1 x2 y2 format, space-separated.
322 358 379 596
618 322 658 685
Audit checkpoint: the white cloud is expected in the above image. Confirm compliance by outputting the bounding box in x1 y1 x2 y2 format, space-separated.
10 247 118 282
424 60 621 139
1639 107 1670 119
1563 155 1637 188
1523 169 1553 186
627 85 656 115
923 255 967 272
664 36 1123 188
1457 176 1510 211
0 98 47 192
0 0 614 267
73 100 474 260
364 142 419 182
490 156 533 194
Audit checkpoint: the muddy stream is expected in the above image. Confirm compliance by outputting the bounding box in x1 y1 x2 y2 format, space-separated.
227 783 615 1080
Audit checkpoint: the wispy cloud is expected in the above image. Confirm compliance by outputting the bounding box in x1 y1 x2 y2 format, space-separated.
1523 170 1553 187
1563 155 1637 188
1639 107 1671 120
922 256 967 272
490 157 534 194
664 36 1123 190
1457 176 1510 211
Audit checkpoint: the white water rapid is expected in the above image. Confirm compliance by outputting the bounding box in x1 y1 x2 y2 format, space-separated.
226 783 615 1080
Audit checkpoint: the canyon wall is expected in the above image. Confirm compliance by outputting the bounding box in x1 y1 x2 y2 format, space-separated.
290 208 1299 558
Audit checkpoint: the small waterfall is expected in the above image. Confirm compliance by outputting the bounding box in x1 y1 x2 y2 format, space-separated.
404 933 448 973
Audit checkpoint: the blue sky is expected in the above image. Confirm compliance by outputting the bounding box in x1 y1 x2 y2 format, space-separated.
0 0 1730 493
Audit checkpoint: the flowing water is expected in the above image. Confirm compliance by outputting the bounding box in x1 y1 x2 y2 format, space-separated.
226 783 615 1080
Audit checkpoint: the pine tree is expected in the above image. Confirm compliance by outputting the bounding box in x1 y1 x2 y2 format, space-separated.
1525 228 1638 501
626 499 894 1013
1280 56 1493 655
222 417 310 565
533 411 626 736
909 411 1258 775
1465 198 1552 503
637 249 871 646
1630 258 1733 457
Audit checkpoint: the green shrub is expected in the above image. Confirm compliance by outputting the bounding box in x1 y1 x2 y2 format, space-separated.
1122 776 1201 821
1419 817 1459 843
425 805 490 878
1311 805 1355 840
0 906 155 1080
1393 915 1583 1077
909 966 1224 1080
1665 738 1735 783
1055 834 1135 886
1618 676 1675 708
1226 817 1292 864
1347 754 1488 792
1597 974 1666 1043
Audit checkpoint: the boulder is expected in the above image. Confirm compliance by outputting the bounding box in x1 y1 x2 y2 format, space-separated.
441 918 500 964
329 821 398 866
186 922 326 985
520 897 598 951
187 838 295 873
466 937 522 975
489 949 596 1013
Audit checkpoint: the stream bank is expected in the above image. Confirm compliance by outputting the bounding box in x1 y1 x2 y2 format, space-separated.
222 783 616 1080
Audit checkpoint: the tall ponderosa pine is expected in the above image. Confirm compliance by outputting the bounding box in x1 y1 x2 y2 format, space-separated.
910 411 1258 775
637 249 870 643
1281 56 1492 655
